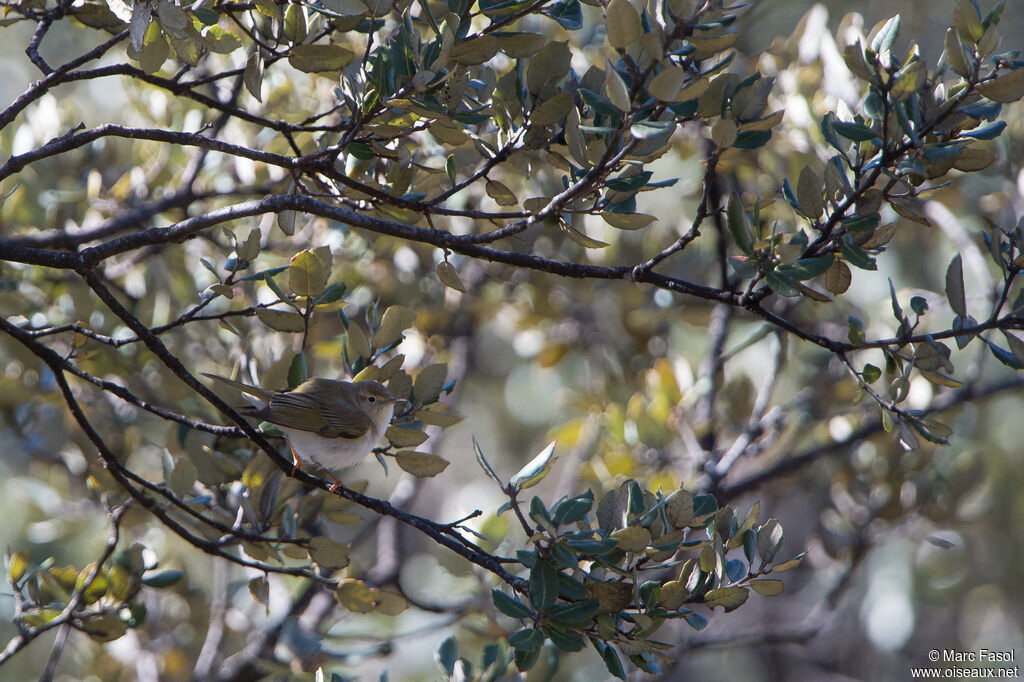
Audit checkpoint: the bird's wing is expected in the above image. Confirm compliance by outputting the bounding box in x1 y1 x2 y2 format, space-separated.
265 379 372 439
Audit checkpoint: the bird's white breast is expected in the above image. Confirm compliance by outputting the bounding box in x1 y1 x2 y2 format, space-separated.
280 403 394 473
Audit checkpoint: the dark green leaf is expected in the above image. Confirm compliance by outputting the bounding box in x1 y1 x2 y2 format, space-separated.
313 281 347 304
733 130 772 149
725 559 746 583
565 538 619 555
513 640 542 671
692 494 718 517
910 296 928 316
601 642 628 679
347 142 376 160
776 256 832 281
529 496 553 526
287 352 307 388
684 612 709 630
766 271 801 297
541 0 582 30
193 7 219 24
962 121 1006 140
862 363 881 384
945 254 967 317
551 491 594 526
831 120 877 141
543 625 585 651
820 114 845 153
435 636 458 675
889 278 905 323
508 627 544 649
580 89 622 117
984 338 1024 369
953 314 978 349
840 238 877 270
548 542 577 570
529 560 559 610
492 588 532 618
781 178 801 213
605 171 653 192
550 599 600 627
557 573 588 601
240 265 291 281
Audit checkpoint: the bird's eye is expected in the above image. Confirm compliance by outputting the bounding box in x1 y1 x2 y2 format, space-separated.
367 396 376 403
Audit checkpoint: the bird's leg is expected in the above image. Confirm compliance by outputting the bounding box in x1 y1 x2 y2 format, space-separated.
289 446 303 476
326 472 343 494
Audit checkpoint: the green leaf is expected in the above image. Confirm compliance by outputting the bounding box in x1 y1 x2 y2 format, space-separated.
984 338 1024 369
311 280 345 304
492 588 531 618
435 261 467 292
870 15 901 54
288 43 354 73
756 519 783 563
962 121 1006 140
796 166 823 219
551 491 593 526
395 451 450 477
560 220 609 248
346 142 376 160
529 560 559 610
289 249 330 297
580 89 621 117
256 309 306 332
955 0 984 43
749 578 785 596
648 66 687 102
944 28 971 78
510 441 557 491
831 120 876 142
862 363 881 384
509 627 544 649
542 624 585 651
193 7 220 24
549 598 600 627
703 586 749 612
287 352 307 388
840 238 877 271
820 114 845 153
413 363 448 403
977 68 1024 103
372 305 417 348
777 256 832 281
542 0 582 30
726 192 752 254
435 636 458 676
889 278 905 324
307 537 351 570
601 642 628 680
565 538 619 555
605 0 641 48
600 212 656 230
605 171 652 192
766 271 800 297
473 436 504 486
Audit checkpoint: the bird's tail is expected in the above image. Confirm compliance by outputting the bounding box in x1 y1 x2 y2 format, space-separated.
201 372 273 402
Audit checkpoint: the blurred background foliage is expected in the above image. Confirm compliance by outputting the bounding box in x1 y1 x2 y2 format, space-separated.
1 0 1023 679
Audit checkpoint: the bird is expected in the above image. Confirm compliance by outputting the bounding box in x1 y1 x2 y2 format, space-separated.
203 373 402 487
